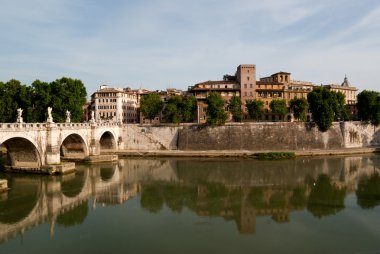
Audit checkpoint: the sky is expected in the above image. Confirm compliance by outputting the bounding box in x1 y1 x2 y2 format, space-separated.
1 0 379 96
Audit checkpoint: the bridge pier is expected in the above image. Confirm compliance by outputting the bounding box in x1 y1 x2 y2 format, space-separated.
86 138 118 163
46 123 61 165
0 179 8 192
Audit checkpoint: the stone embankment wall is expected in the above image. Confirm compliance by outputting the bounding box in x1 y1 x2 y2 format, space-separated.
121 122 380 151
122 124 181 150
178 122 380 151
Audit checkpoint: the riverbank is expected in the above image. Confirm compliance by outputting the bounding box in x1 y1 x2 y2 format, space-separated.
104 147 380 158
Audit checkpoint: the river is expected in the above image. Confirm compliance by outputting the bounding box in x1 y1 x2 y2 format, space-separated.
1 155 380 254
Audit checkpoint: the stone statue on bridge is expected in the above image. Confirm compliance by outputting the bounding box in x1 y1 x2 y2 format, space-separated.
89 110 95 123
65 110 71 123
47 107 54 123
16 108 23 123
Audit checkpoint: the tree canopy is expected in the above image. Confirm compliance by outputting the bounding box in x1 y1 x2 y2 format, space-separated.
357 90 380 126
331 91 349 121
140 92 164 121
0 77 87 123
269 99 288 115
206 92 227 126
289 97 308 121
308 87 343 132
228 95 243 122
246 99 264 121
162 95 197 124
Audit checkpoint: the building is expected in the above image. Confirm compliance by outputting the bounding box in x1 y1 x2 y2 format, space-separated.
323 75 358 118
188 64 314 123
256 72 314 121
90 85 139 123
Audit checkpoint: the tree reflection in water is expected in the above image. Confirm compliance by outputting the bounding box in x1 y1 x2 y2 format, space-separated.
56 202 88 227
139 172 353 233
307 174 346 218
356 173 380 209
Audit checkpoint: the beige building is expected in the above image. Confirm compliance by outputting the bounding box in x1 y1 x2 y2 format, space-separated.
90 85 139 123
324 76 358 118
188 65 314 123
256 72 314 121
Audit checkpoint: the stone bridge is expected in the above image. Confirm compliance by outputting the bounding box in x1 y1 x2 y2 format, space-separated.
0 122 123 172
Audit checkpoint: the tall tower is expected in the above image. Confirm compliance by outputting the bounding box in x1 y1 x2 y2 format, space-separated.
236 64 256 104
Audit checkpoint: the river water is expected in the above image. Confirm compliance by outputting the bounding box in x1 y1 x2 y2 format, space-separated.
1 155 380 254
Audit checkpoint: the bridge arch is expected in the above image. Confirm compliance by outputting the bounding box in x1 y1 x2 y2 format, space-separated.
0 136 42 170
98 131 117 150
100 165 116 182
0 176 42 224
61 167 88 198
60 133 89 160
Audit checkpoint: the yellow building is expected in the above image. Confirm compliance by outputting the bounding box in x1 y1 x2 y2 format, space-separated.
189 64 360 123
323 76 358 118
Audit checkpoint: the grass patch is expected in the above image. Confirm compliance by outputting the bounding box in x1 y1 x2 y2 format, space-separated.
254 152 295 160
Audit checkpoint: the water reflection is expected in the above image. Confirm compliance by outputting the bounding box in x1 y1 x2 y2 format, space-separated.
356 172 380 209
0 155 380 242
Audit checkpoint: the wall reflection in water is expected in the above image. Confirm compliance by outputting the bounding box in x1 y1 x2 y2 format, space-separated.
1 155 380 241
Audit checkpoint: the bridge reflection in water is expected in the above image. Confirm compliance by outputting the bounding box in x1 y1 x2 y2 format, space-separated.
1 155 380 242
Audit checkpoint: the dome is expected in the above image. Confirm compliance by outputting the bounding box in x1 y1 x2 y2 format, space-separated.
341 75 350 87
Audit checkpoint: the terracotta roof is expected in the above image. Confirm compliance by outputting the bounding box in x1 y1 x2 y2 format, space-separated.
194 80 239 86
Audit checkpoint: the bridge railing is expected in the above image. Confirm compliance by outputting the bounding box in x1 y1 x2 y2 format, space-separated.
0 122 122 130
0 123 47 129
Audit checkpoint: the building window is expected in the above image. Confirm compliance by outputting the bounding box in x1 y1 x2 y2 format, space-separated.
250 84 253 88
244 84 247 88
247 76 250 81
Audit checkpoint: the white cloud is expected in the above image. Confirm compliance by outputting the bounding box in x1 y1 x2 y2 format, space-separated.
0 0 379 96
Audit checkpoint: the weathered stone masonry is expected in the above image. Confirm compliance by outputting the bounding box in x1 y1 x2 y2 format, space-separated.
123 122 379 151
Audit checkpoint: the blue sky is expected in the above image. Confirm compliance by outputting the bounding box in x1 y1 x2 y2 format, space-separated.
1 0 379 96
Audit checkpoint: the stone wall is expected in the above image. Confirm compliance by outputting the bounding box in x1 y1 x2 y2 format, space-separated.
120 122 380 151
343 122 380 148
122 125 181 150
177 122 380 151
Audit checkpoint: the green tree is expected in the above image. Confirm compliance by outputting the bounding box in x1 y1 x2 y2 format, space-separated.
357 90 380 126
140 92 163 122
331 91 349 121
30 80 52 122
270 99 288 115
289 97 308 121
205 92 227 126
0 80 16 122
162 95 197 124
163 95 183 124
49 77 87 123
246 99 264 121
0 79 30 122
308 87 335 132
229 95 243 122
182 96 197 122
0 77 87 123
